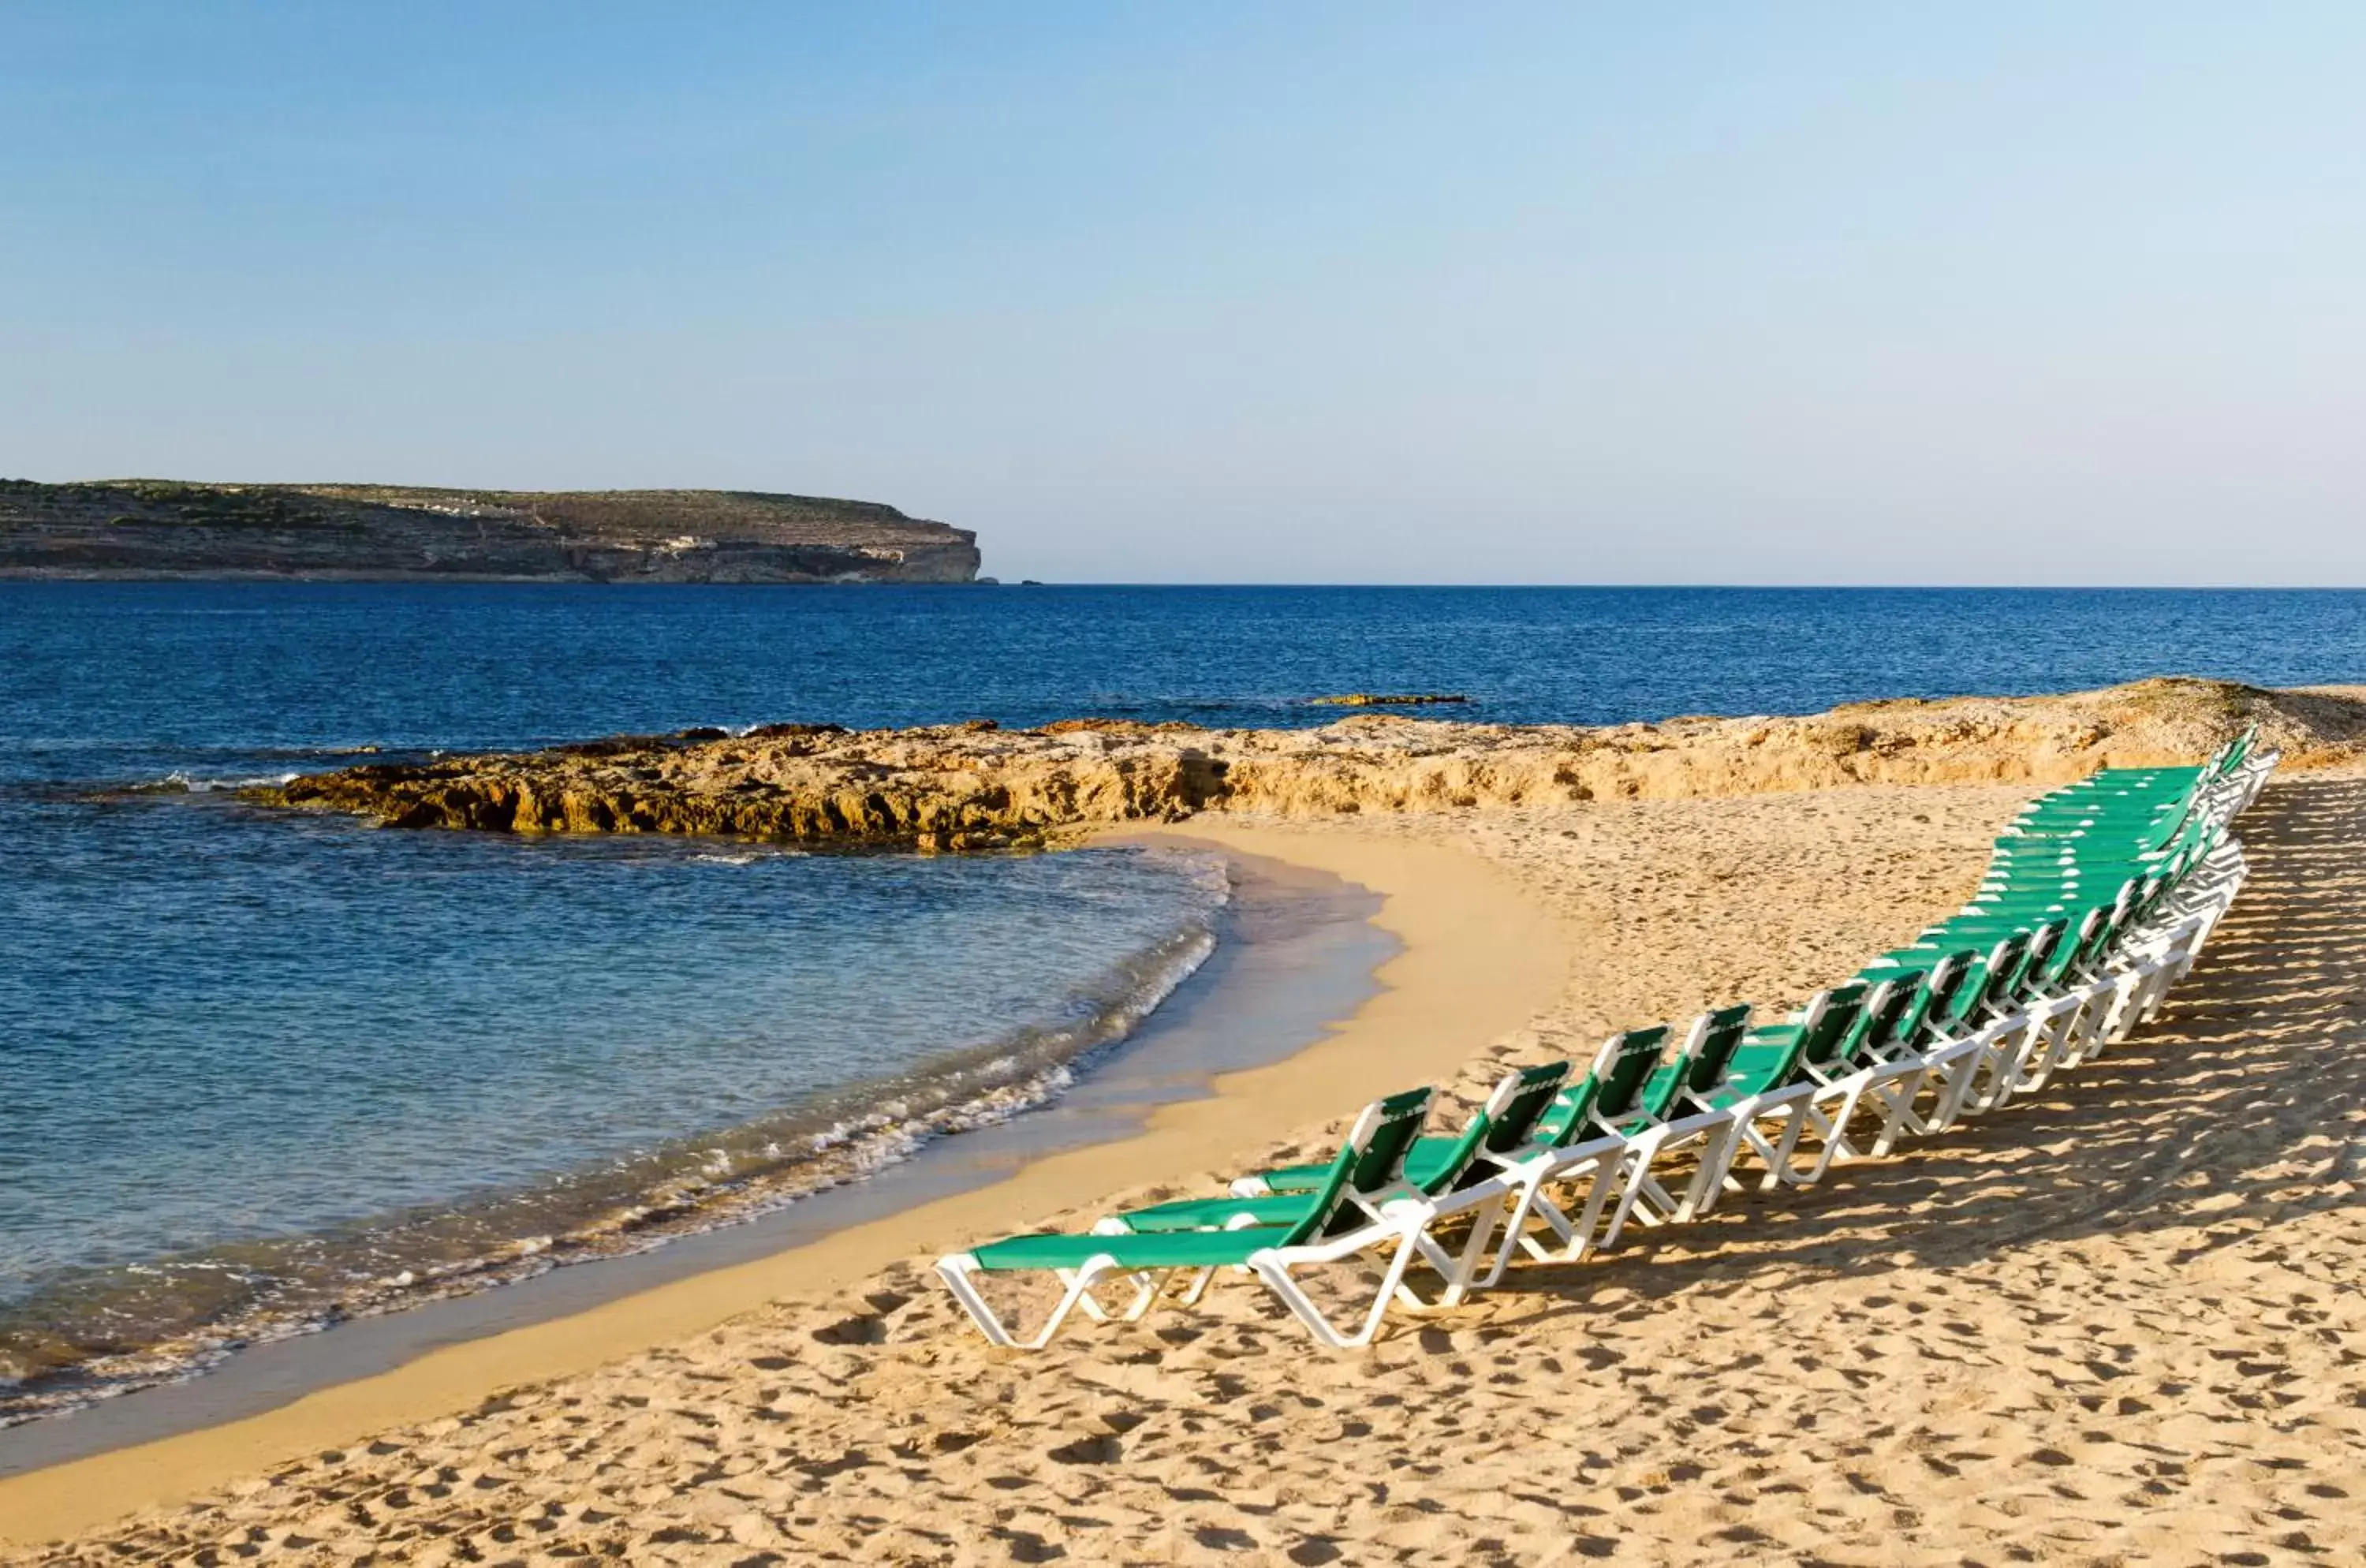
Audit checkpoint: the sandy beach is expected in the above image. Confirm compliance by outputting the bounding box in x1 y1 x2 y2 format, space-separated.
17 2 2364 1556
7 763 2363 1563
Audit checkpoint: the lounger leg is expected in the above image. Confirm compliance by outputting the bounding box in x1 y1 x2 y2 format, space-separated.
1676 1119 1745 1219
2078 969 2150 1057
1754 1099 1819 1189
1175 1266 1222 1309
1595 1133 1667 1251
1970 1017 2044 1115
1562 1151 1631 1258
1252 1225 1425 1351
1498 1150 1621 1273
1398 1189 1511 1309
936 1256 1139 1351
1797 1079 1875 1181
1477 1171 1553 1288
2009 999 2080 1095
1857 1050 1961 1150
1922 1029 2008 1128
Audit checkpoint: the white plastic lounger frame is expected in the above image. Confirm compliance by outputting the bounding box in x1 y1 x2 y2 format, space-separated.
1472 1132 1632 1284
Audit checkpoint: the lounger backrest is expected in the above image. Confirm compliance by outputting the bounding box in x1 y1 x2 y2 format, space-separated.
2051 905 2114 985
1704 985 1864 1100
1909 950 1980 1045
2144 786 2211 856
2216 726 2255 778
2120 875 2158 936
1849 970 1927 1057
2017 918 2071 995
1794 983 1870 1071
1540 1025 1663 1141
1286 1086 1436 1245
1535 1073 1596 1144
1682 1004 1756 1095
1969 931 2036 1021
1585 1024 1673 1132
1424 1060 1574 1193
1640 1005 1755 1118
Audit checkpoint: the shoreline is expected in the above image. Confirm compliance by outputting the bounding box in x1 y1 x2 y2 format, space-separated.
0 820 1572 1547
0 842 1387 1469
0 837 1240 1432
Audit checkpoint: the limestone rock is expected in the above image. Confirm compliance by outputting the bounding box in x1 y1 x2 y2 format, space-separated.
249 678 2366 850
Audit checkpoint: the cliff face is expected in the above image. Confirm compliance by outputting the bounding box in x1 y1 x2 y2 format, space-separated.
0 480 981 583
252 678 2366 853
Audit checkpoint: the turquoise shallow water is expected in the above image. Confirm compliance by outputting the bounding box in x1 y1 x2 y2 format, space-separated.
4 582 2363 1417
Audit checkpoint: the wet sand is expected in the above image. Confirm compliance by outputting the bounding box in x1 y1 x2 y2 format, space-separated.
10 775 2365 1562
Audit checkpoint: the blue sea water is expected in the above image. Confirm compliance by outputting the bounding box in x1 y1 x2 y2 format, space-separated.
3 582 2363 1416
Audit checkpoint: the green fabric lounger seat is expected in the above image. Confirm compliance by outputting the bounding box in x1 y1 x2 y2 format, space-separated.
938 1086 1510 1350
968 1228 1298 1271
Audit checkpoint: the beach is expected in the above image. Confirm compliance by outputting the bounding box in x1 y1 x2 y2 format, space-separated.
16 754 2355 1562
15 2 2364 1556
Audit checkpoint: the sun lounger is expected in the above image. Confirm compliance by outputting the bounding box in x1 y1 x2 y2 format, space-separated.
1589 1005 1755 1247
939 1086 1498 1350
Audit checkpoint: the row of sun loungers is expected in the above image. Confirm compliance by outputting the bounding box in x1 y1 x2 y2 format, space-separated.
937 731 2275 1350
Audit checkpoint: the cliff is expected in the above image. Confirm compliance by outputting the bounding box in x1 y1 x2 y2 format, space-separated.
252 678 2366 852
0 480 981 583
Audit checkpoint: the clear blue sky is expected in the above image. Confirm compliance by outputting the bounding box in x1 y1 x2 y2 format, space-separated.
5 3 2362 584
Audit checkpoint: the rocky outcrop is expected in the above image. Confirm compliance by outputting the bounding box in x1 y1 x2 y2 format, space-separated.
0 480 981 583
250 678 2366 852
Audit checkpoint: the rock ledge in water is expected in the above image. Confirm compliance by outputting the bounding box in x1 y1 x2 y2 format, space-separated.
248 678 2366 852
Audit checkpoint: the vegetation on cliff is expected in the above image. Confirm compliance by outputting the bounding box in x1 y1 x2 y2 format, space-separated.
0 480 980 582
251 678 2366 852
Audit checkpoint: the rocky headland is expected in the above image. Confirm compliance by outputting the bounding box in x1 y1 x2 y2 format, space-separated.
0 480 980 583
252 678 2366 851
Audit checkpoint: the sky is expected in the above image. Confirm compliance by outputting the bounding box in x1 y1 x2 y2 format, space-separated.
4 3 2363 584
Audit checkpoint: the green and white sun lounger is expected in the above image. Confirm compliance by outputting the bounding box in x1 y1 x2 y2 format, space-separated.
1673 982 1870 1206
1590 1005 1755 1247
1476 1025 1675 1279
1767 965 1945 1179
939 1086 1498 1350
1103 1060 1572 1309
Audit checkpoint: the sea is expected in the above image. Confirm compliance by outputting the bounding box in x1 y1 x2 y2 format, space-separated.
3 582 2362 1422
